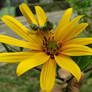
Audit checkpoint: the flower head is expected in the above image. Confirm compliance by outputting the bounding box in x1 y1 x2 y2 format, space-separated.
0 3 92 92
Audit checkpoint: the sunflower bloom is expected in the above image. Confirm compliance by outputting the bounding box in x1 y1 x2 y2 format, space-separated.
0 3 92 92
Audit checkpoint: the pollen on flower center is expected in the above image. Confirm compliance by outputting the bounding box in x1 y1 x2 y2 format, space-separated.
47 41 59 50
42 36 60 58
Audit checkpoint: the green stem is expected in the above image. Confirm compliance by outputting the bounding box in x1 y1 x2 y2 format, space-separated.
1 43 20 52
19 47 24 51
7 45 20 52
1 43 11 52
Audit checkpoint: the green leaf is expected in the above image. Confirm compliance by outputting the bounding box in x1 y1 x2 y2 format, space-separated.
72 56 92 71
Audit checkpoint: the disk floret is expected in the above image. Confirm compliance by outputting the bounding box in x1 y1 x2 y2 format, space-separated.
43 35 60 59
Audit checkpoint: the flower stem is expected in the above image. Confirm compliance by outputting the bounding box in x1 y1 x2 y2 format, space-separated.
1 43 11 52
1 43 20 52
34 67 65 81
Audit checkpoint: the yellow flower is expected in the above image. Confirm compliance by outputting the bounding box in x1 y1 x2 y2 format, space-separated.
19 3 47 26
0 3 92 92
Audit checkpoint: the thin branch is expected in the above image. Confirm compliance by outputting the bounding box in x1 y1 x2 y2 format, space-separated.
35 67 41 71
56 76 65 81
66 67 92 83
1 43 20 52
34 67 92 83
1 43 11 52
84 67 92 73
66 76 73 83
34 67 65 81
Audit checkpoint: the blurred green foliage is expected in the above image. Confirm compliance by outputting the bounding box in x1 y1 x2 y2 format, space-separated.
66 0 92 33
0 64 40 92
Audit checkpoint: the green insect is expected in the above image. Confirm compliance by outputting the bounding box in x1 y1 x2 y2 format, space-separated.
30 20 53 32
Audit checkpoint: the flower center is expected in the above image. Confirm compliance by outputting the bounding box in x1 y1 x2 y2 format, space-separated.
42 36 60 59
47 41 59 50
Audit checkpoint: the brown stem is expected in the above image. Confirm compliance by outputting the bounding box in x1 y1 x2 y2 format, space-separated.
84 67 92 73
34 67 41 71
56 76 65 81
34 67 65 81
66 67 92 84
34 67 92 83
67 73 84 92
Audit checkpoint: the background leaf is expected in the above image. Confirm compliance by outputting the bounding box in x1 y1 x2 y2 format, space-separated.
72 56 92 71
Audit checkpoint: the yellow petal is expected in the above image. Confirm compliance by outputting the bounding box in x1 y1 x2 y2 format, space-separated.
55 55 81 81
70 15 84 25
61 44 92 56
1 15 32 41
55 8 73 33
0 35 42 50
16 52 49 76
63 38 92 45
19 3 38 24
0 51 37 63
40 58 56 92
1 15 43 48
55 15 84 41
29 33 43 46
35 6 47 26
62 23 88 42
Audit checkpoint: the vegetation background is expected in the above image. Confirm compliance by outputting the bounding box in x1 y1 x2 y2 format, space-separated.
0 0 92 92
